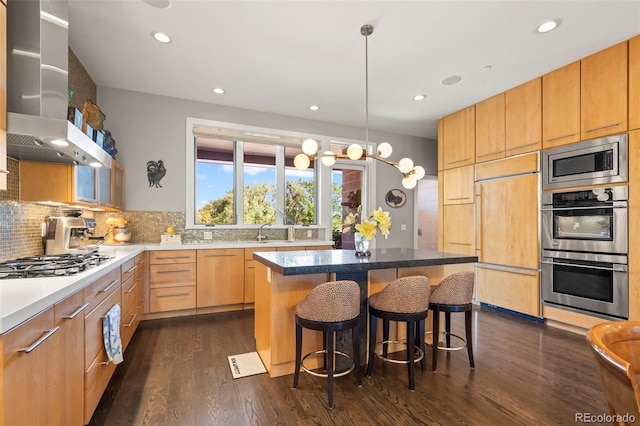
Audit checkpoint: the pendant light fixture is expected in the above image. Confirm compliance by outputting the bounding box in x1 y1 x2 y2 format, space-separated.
293 24 425 189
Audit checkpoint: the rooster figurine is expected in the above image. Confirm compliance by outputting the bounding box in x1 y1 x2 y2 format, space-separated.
146 160 166 188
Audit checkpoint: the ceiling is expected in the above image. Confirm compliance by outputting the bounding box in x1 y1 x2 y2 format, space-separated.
68 1 640 140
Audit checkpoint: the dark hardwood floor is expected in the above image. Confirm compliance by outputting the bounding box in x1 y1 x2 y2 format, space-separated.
89 306 609 426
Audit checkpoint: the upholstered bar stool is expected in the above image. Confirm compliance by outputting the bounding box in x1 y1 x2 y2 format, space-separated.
292 280 361 409
428 271 475 372
366 275 430 390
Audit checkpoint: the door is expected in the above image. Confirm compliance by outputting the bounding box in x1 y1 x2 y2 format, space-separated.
416 176 438 250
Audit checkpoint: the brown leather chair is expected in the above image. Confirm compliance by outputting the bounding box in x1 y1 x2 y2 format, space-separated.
293 280 361 409
587 321 640 424
428 271 475 372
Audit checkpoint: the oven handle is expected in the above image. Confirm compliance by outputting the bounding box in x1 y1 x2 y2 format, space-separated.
541 204 627 211
541 259 627 272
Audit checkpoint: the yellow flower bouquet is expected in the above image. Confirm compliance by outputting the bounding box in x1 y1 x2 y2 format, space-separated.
342 206 392 256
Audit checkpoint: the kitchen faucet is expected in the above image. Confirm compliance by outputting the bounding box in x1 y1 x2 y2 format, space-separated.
257 223 271 241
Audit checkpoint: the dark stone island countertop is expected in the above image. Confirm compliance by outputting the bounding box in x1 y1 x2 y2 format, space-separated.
253 248 478 276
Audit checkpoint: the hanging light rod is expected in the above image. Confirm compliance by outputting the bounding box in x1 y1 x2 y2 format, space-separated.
293 24 425 189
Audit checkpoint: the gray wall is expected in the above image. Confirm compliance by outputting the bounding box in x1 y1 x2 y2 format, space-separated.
97 87 437 249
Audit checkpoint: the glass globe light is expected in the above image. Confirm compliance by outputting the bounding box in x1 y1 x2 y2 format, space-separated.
402 175 417 189
320 151 336 166
347 144 364 160
398 157 414 173
413 165 426 180
377 142 392 158
293 153 310 170
302 138 318 155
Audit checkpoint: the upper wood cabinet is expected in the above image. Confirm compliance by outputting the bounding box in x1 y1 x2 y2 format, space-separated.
442 204 475 255
505 78 541 155
629 35 640 131
442 164 474 205
442 105 475 169
437 119 444 171
581 41 628 139
542 61 581 148
475 93 505 163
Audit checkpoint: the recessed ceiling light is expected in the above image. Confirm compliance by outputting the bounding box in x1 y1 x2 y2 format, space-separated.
482 65 493 71
309 105 319 111
152 32 171 43
441 75 462 86
144 0 171 8
50 139 68 146
212 88 225 94
536 19 561 34
413 94 426 101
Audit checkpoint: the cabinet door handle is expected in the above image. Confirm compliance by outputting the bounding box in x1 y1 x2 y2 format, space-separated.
446 197 472 201
476 263 538 276
125 283 137 294
205 254 236 258
448 158 472 165
155 256 192 260
19 327 60 353
546 133 575 142
100 279 120 293
0 169 8 175
125 265 136 274
136 301 144 309
64 303 90 319
506 142 538 151
477 151 503 158
247 266 255 270
123 313 137 327
448 242 472 246
156 269 191 274
586 122 621 133
156 292 190 298
136 259 146 265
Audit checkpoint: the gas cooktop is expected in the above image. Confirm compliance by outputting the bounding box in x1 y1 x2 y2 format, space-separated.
0 252 112 280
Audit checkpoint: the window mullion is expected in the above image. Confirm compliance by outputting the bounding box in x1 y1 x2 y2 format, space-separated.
275 145 285 226
236 140 244 225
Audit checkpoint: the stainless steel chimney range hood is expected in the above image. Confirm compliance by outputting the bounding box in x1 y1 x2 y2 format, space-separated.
6 0 112 169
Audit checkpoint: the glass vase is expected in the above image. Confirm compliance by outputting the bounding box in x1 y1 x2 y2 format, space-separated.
354 232 371 257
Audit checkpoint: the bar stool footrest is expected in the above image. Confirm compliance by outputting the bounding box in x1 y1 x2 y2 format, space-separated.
301 349 355 378
425 330 467 351
374 340 424 364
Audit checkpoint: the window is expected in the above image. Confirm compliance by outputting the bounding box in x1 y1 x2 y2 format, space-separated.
186 118 374 235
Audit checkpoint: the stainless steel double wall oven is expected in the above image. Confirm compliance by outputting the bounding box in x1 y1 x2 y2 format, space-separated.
541 134 629 319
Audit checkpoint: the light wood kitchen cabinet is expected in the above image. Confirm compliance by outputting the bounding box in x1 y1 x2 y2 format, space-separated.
54 291 87 426
442 164 474 205
442 204 475 255
475 167 538 269
244 248 273 306
197 249 244 308
0 1 7 191
505 78 541 155
437 119 444 171
19 160 124 211
475 93 505 163
581 41 628 139
476 265 540 317
120 257 141 350
442 105 475 169
2 306 63 426
629 35 640 131
149 250 196 312
97 158 125 210
542 61 580 148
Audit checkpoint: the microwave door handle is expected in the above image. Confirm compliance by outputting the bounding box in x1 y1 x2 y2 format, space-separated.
541 260 627 272
540 204 626 211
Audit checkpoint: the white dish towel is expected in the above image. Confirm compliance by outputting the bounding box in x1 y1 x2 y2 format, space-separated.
103 303 124 365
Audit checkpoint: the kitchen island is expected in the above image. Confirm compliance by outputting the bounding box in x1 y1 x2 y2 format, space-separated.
253 248 478 377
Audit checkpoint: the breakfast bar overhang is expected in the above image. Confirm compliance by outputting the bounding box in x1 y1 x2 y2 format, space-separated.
253 248 478 378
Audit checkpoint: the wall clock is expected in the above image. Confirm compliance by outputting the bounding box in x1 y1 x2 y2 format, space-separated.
385 189 406 208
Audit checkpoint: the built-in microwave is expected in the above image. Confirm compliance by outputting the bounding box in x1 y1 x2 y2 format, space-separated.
542 134 628 190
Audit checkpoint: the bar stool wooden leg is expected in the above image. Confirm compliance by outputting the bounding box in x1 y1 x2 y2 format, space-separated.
382 319 390 359
293 323 303 388
326 330 335 408
366 313 377 377
432 306 440 372
445 311 452 349
465 309 475 368
407 320 416 390
352 325 362 385
417 319 427 371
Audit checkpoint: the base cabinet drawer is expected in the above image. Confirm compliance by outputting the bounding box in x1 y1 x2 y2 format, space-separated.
149 263 196 288
150 286 197 312
84 350 117 425
84 287 121 371
476 265 540 317
121 303 142 350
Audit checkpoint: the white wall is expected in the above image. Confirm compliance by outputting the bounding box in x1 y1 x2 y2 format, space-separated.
97 87 437 248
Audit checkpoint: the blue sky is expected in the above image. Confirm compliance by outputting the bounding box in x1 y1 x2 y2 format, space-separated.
196 162 340 209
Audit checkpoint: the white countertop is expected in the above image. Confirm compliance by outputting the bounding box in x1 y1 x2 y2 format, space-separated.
0 241 332 334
